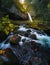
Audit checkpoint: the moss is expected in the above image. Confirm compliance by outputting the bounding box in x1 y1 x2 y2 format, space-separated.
0 15 15 35
26 19 50 30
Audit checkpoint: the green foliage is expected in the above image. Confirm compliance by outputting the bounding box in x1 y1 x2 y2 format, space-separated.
0 15 15 35
0 61 2 65
26 0 50 22
13 0 26 13
27 19 50 30
48 2 50 8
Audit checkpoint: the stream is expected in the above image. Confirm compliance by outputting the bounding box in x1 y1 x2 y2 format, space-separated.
0 25 50 65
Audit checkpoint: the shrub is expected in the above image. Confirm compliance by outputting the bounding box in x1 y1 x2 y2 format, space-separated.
0 15 15 35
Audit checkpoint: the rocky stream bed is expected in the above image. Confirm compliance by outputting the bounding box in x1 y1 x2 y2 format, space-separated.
0 25 50 65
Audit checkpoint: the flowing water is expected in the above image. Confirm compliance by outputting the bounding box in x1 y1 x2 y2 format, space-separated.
27 12 33 22
19 0 33 22
0 25 50 49
0 25 50 65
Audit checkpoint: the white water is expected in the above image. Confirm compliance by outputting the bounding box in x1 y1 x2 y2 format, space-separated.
18 26 50 47
18 26 28 31
27 12 33 22
0 26 50 49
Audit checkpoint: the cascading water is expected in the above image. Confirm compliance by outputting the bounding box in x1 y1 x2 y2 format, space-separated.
19 0 33 22
0 0 50 64
27 12 33 22
0 25 50 65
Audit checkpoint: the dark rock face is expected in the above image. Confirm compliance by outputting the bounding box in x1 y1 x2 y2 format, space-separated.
29 34 37 40
44 30 50 36
9 5 28 20
0 0 28 20
0 31 8 43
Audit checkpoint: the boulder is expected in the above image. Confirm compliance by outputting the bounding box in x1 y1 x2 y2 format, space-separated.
29 34 37 40
9 34 21 45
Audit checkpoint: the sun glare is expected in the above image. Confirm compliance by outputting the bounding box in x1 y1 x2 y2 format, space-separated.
19 0 25 4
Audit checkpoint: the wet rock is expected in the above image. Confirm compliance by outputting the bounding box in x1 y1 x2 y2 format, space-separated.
24 30 31 37
44 29 50 36
0 25 49 65
29 34 37 40
0 31 8 43
0 0 28 20
9 34 21 45
17 30 31 37
2 48 19 64
27 56 46 65
30 40 41 51
12 44 34 65
17 31 26 36
36 30 46 35
27 29 31 33
24 32 30 37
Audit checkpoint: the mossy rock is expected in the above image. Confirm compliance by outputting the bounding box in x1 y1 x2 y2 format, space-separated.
9 34 21 45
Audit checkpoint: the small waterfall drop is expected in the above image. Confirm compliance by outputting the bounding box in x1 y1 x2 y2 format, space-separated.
27 12 33 22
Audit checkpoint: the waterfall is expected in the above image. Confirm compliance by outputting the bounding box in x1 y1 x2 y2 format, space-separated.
27 12 33 22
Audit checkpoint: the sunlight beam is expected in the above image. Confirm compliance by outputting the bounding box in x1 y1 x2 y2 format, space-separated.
19 0 25 4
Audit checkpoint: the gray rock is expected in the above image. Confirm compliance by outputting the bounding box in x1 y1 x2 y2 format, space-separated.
0 0 28 20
